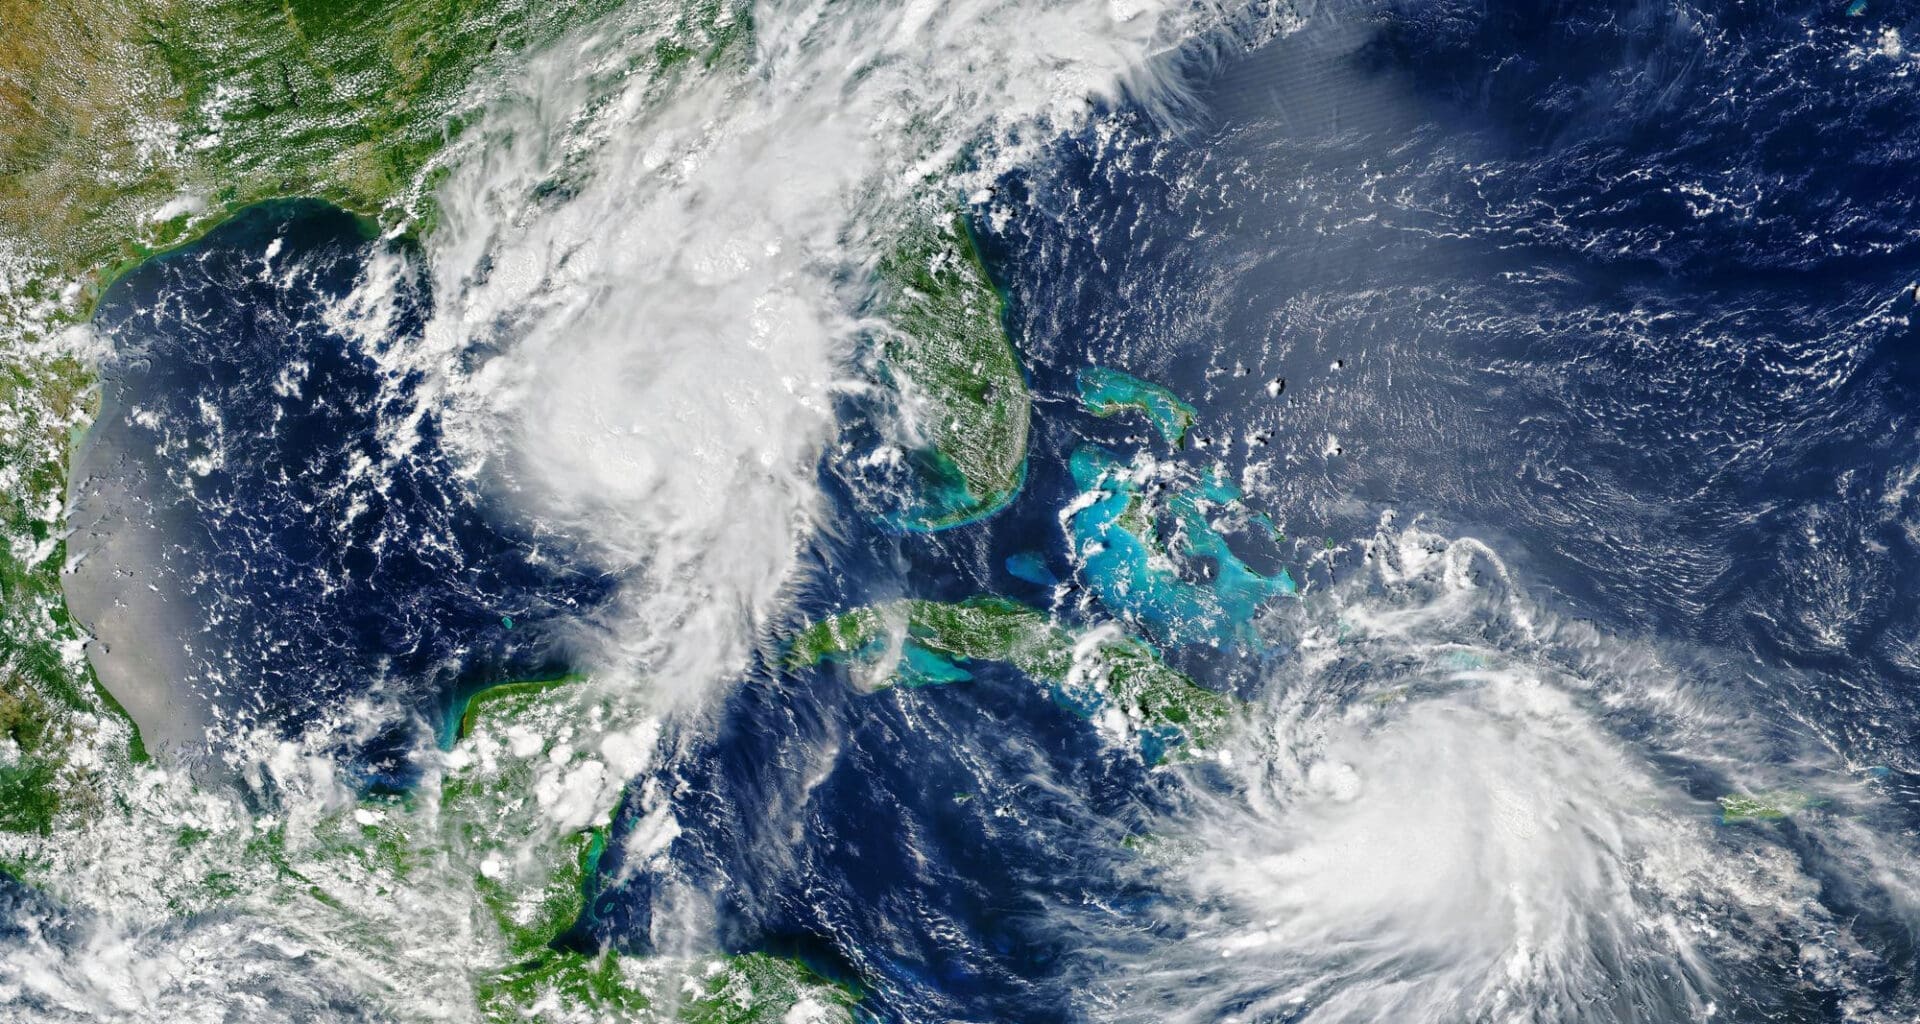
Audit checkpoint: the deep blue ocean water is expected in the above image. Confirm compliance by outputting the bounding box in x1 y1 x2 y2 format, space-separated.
628 2 1920 1018
72 201 616 781
40 0 1920 1020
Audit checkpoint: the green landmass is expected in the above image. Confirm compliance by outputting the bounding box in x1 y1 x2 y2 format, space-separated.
1718 790 1820 824
0 0 756 311
451 679 858 1023
0 0 751 833
788 596 1237 757
447 671 590 748
477 945 655 1023
875 216 1031 530
0 354 131 835
1077 366 1197 446
679 953 860 1024
0 4 847 1014
81 672 856 1022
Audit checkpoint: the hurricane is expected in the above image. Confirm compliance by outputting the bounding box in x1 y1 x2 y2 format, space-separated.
4 0 1235 1018
5 0 1920 1021
1079 526 1901 1023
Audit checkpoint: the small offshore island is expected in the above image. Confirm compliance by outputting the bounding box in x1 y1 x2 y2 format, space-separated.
1077 366 1198 447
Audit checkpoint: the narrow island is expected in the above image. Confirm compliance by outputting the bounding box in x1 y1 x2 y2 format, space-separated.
1077 366 1198 447
1718 790 1819 825
788 596 1237 761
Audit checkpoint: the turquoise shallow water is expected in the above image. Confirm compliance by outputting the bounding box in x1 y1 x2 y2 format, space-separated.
1076 367 1198 446
27 3 1920 1022
1066 445 1296 649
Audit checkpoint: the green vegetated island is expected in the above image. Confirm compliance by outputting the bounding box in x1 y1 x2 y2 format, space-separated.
0 2 1785 1016
788 596 1238 762
1718 790 1821 825
1077 366 1197 447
